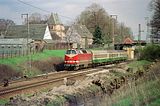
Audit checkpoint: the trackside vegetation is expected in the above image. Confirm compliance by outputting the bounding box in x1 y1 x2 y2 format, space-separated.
112 61 160 106
139 44 160 61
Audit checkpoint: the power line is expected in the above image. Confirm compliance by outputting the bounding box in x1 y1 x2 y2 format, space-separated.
16 0 73 20
17 0 50 13
59 15 74 20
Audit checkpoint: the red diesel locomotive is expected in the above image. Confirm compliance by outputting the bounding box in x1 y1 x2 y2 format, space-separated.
64 49 92 70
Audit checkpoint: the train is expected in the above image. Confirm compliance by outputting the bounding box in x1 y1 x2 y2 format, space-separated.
64 49 128 70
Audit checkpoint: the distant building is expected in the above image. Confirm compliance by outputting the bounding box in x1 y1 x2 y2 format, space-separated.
5 24 51 51
47 13 66 41
2 13 68 50
123 37 135 45
114 37 146 50
6 24 49 40
65 24 93 48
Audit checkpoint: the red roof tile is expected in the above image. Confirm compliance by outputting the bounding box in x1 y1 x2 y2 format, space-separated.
123 37 134 44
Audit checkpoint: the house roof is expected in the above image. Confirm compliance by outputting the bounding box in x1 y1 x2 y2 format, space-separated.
6 24 47 40
0 38 32 45
123 37 134 44
72 24 93 38
47 13 62 25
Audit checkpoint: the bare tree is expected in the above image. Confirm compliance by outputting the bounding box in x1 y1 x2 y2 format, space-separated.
0 19 15 35
23 13 48 24
29 13 42 24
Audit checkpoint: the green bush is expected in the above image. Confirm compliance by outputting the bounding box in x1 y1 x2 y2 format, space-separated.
140 44 160 61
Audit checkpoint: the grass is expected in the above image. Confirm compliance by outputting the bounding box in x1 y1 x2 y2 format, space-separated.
113 97 132 106
0 99 8 105
128 60 151 71
0 50 66 66
149 98 160 106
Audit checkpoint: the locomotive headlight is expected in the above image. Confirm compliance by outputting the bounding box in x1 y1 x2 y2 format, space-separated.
75 61 79 63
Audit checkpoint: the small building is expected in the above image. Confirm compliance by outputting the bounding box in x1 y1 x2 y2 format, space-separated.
65 24 93 48
115 37 146 50
0 38 32 57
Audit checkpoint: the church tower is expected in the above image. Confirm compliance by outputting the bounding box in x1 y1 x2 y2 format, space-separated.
47 13 66 40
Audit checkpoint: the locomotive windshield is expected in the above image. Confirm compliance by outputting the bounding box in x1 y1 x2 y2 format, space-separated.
66 50 77 54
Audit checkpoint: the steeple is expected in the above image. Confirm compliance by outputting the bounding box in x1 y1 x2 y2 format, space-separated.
47 13 62 25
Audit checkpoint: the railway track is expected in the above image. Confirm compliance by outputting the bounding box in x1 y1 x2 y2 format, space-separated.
0 61 130 98
0 71 70 87
0 72 82 96
0 68 103 97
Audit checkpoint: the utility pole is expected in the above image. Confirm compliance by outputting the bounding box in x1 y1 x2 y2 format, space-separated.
145 17 150 43
21 14 30 47
21 14 31 74
138 24 141 43
110 15 118 47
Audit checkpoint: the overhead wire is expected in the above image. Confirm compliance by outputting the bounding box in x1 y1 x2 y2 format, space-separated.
16 0 74 20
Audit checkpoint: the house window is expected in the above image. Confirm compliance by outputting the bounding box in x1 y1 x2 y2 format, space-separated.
49 25 53 29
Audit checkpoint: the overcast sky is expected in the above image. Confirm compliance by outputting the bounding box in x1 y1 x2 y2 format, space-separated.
0 0 152 40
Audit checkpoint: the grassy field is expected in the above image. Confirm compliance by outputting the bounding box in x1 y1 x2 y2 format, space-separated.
0 50 66 66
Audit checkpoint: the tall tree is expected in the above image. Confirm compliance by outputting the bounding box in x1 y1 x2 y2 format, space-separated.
150 0 160 36
93 26 103 45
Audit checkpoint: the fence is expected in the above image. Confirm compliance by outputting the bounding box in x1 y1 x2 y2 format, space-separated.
45 42 70 50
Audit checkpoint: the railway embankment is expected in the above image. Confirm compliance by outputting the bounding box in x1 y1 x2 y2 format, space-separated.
3 60 160 106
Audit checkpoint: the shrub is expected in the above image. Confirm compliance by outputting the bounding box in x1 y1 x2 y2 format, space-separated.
140 44 160 61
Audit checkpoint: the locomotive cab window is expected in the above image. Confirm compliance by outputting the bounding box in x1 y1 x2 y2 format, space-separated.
82 49 87 53
66 50 77 54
